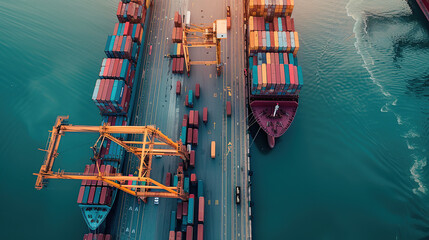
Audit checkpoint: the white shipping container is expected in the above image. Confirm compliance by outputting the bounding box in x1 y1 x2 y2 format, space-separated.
185 11 191 27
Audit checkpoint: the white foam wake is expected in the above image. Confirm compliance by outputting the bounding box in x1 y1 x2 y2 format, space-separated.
346 0 426 195
411 155 427 194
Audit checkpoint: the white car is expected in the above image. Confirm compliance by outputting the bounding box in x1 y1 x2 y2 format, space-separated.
154 197 159 205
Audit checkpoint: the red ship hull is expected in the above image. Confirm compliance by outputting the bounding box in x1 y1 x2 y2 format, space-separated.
417 0 429 21
250 99 298 148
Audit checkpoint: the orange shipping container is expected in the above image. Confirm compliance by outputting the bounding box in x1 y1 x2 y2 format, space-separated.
211 141 216 159
293 31 299 55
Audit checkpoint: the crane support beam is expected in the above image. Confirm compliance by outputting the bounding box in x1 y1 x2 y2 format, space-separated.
35 116 189 201
182 19 226 75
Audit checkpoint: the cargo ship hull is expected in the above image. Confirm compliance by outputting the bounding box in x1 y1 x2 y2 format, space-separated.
417 0 429 21
249 95 298 148
78 1 152 231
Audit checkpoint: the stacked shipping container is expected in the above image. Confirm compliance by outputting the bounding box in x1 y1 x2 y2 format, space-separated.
248 16 299 55
248 1 303 96
116 1 148 24
167 179 205 239
249 52 303 95
248 0 294 19
172 12 185 74
79 0 150 231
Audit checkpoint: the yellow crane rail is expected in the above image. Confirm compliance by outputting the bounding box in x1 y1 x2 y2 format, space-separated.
34 116 189 201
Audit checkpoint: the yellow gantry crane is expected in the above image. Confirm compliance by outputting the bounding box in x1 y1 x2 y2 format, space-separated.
182 19 227 76
35 116 189 201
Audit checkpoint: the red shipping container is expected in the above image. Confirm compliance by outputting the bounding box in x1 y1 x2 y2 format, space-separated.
286 16 292 31
191 173 197 184
226 101 231 116
96 80 105 105
83 234 88 240
195 83 200 98
102 58 110 77
166 172 172 186
275 63 280 91
183 114 188 123
189 110 194 126
77 186 85 204
172 27 177 42
100 187 107 205
120 3 126 22
116 2 122 18
280 64 286 90
177 202 183 220
183 200 188 215
185 95 189 107
97 234 105 240
194 110 199 128
113 23 119 36
266 64 272 90
183 114 188 127
197 224 204 240
187 128 193 144
108 59 116 78
105 234 111 240
291 18 295 32
190 150 195 167
198 196 204 222
116 59 124 79
176 81 181 95
169 231 175 240
124 22 131 36
288 64 295 90
203 107 208 123
172 58 177 73
273 18 278 31
89 164 96 185
294 65 299 92
111 59 120 78
193 128 198 145
88 186 96 204
82 165 90 185
106 188 113 205
189 194 194 199
88 233 94 240
180 58 184 74
124 37 132 59
186 226 193 240
176 232 182 240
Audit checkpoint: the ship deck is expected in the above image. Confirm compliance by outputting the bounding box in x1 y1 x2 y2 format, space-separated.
107 0 251 239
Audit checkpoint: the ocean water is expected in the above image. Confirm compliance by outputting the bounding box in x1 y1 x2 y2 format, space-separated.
250 0 429 239
0 0 428 239
0 0 118 239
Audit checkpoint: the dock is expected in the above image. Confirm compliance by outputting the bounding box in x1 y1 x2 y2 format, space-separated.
108 0 251 239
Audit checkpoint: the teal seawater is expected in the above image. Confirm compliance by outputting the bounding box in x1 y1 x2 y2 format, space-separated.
251 0 429 239
0 0 428 239
0 0 118 239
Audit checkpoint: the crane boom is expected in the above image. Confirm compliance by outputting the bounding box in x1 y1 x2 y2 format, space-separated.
35 116 189 201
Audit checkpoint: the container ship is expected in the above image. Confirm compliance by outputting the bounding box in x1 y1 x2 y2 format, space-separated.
417 0 429 21
246 0 303 148
75 0 152 230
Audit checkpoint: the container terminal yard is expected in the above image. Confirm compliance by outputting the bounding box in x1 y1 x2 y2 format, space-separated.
108 0 251 239
34 0 252 239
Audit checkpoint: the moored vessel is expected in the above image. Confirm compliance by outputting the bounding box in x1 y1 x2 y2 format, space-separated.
246 1 304 148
